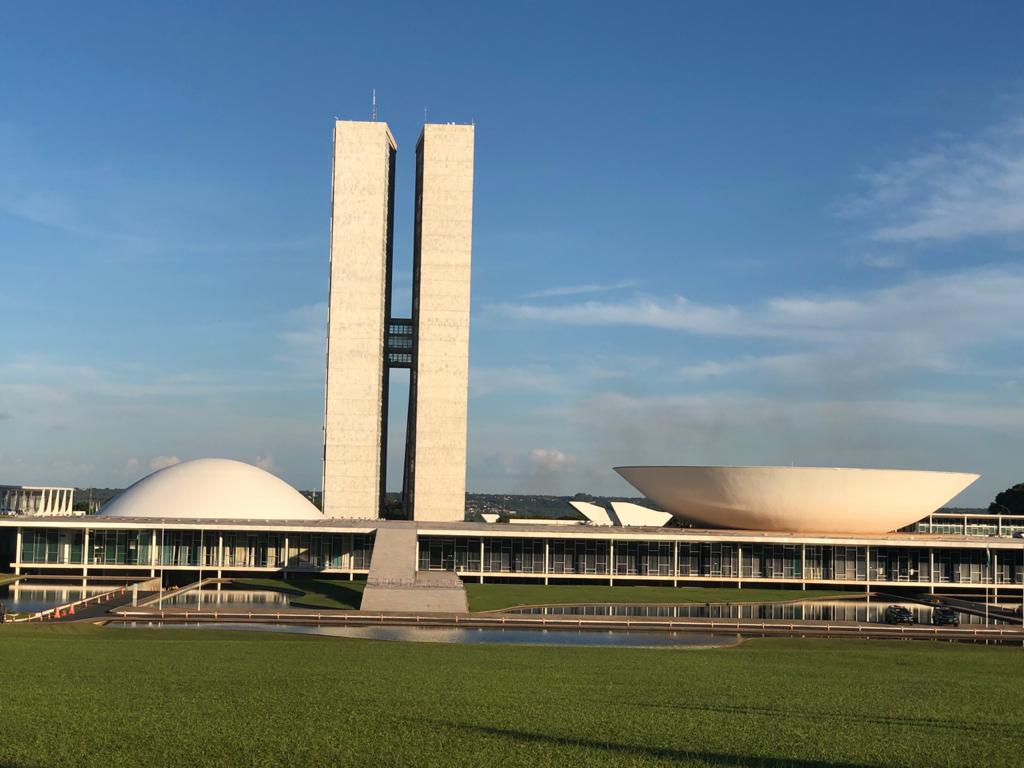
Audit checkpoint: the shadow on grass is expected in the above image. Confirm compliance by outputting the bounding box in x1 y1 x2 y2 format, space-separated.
632 700 1010 737
232 577 364 610
419 720 873 767
288 579 364 610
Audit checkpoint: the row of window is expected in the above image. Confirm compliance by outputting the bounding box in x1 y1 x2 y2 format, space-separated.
909 522 1024 537
19 529 374 570
417 536 1024 585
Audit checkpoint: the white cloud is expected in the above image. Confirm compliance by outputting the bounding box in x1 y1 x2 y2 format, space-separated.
523 280 638 299
529 448 577 471
275 302 327 377
858 253 908 270
123 457 139 476
149 455 181 471
556 390 1024 505
677 354 816 382
841 117 1024 243
254 454 281 474
491 266 1024 380
0 121 318 256
497 295 746 335
470 366 565 397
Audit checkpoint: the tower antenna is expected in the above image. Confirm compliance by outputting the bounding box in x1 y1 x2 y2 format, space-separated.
371 89 377 121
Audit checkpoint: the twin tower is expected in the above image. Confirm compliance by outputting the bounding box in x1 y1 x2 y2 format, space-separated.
322 120 474 522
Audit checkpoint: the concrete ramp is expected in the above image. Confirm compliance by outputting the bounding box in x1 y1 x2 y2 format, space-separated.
360 525 468 613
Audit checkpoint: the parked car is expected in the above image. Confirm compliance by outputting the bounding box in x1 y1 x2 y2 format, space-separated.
883 605 915 625
931 606 959 627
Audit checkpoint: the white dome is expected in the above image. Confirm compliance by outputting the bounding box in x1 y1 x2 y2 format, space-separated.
100 458 322 521
615 465 979 534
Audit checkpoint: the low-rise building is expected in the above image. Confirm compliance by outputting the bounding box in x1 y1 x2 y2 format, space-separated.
0 485 77 517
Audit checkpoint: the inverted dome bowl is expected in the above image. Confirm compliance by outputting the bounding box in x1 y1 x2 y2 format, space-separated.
614 465 978 534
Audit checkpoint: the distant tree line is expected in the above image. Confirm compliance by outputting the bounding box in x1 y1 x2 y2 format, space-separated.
989 484 1024 516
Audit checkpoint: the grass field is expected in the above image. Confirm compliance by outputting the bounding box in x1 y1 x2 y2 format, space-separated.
0 624 1020 767
231 577 364 609
464 583 857 612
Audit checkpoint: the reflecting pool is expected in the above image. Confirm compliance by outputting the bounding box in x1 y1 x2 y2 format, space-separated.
505 600 998 625
162 587 292 610
0 583 111 614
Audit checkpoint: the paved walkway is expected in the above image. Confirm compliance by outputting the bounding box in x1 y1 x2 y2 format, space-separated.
361 526 468 612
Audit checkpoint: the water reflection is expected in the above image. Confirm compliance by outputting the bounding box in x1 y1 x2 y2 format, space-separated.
108 621 734 647
506 600 998 625
0 583 110 614
163 588 291 609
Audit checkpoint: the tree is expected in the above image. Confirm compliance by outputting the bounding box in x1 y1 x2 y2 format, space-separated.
989 483 1024 515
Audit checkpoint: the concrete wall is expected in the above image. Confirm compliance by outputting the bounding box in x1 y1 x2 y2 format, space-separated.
323 121 396 519
405 124 474 522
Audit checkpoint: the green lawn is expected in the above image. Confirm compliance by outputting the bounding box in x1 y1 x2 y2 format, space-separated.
231 577 364 610
0 624 1020 767
465 583 858 612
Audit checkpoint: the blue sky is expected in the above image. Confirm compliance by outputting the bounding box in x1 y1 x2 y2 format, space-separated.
1 2 1023 506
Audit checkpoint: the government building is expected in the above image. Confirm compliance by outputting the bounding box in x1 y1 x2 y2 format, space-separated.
2 119 1022 607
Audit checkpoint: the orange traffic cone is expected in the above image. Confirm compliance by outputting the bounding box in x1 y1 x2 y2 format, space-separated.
69 604 76 616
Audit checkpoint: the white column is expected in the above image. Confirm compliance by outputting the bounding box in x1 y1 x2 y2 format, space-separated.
217 533 223 579
737 544 742 589
609 540 615 586
479 538 485 584
82 527 89 581
544 540 549 585
151 529 158 576
283 536 289 577
673 541 679 587
801 544 806 590
865 545 871 593
14 527 22 575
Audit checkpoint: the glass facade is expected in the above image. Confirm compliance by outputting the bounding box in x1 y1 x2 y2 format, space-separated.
13 526 1023 588
20 529 80 564
91 529 151 565
16 528 374 572
904 513 1024 538
416 535 1024 586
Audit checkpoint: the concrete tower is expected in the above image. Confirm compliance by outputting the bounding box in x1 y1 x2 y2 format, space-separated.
322 120 396 519
404 124 475 522
323 119 473 523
